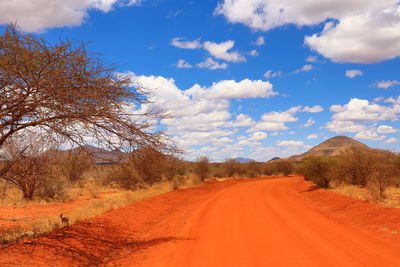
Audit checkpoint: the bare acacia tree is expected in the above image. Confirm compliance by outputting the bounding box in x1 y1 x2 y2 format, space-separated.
0 24 170 152
0 133 57 199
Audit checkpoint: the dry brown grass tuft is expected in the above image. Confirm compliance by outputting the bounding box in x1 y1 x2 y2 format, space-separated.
331 185 400 209
0 182 174 245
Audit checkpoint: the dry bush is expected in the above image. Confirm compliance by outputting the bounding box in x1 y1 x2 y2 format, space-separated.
0 134 64 200
336 147 375 187
106 163 145 190
62 151 92 182
263 162 275 176
300 156 336 188
274 160 294 176
131 147 170 185
223 159 240 177
195 156 210 182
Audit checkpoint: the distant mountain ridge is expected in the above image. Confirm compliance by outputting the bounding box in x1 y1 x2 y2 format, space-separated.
290 136 371 161
69 145 126 164
232 157 255 163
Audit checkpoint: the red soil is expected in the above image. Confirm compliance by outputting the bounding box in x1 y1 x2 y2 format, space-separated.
1 176 400 267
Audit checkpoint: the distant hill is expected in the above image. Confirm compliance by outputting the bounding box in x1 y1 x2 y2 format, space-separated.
268 157 281 162
233 157 255 163
290 136 371 161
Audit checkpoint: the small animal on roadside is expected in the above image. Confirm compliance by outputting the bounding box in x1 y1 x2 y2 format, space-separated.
60 213 69 227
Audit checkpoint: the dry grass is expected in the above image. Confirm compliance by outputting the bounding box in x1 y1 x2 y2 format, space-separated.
0 169 207 245
0 182 174 245
331 184 400 209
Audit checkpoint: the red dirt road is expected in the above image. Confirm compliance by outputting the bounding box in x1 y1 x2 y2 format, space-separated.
2 177 400 266
157 178 400 267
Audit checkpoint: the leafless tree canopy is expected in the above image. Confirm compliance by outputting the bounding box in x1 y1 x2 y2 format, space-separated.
0 24 169 152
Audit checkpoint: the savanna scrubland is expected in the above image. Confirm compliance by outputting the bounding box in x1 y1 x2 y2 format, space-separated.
2 24 400 259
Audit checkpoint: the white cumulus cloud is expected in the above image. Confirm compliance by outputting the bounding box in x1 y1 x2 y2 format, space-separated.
171 38 202 49
276 140 305 147
377 125 398 134
355 130 385 141
216 0 400 63
0 0 141 32
203 40 246 62
175 59 192 69
196 58 228 70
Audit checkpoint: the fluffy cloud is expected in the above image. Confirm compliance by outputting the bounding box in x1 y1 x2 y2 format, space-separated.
248 105 320 132
233 114 256 127
196 58 228 70
171 38 202 49
216 0 400 63
261 111 298 123
175 59 192 69
372 80 400 89
0 0 141 32
276 140 305 147
249 131 268 141
345 70 363 79
326 98 400 138
127 73 279 154
326 120 367 133
215 0 395 31
203 40 246 62
188 79 276 99
301 118 316 128
247 122 288 132
377 125 398 134
305 6 400 63
302 105 323 113
330 98 398 122
355 130 385 141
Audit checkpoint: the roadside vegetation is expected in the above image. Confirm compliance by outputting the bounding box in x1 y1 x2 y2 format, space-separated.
297 147 400 204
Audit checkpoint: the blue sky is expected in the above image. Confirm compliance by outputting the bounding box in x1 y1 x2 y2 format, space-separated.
1 0 399 161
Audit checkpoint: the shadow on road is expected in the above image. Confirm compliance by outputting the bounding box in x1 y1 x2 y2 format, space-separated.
0 220 185 267
298 185 320 193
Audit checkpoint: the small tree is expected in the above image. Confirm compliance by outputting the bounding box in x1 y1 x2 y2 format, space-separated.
301 156 336 188
275 160 294 176
131 147 168 185
369 152 397 199
223 158 239 177
195 156 210 182
63 151 92 182
0 133 57 199
337 147 374 187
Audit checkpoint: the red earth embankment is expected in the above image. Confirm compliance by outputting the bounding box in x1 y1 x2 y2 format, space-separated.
1 176 400 267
